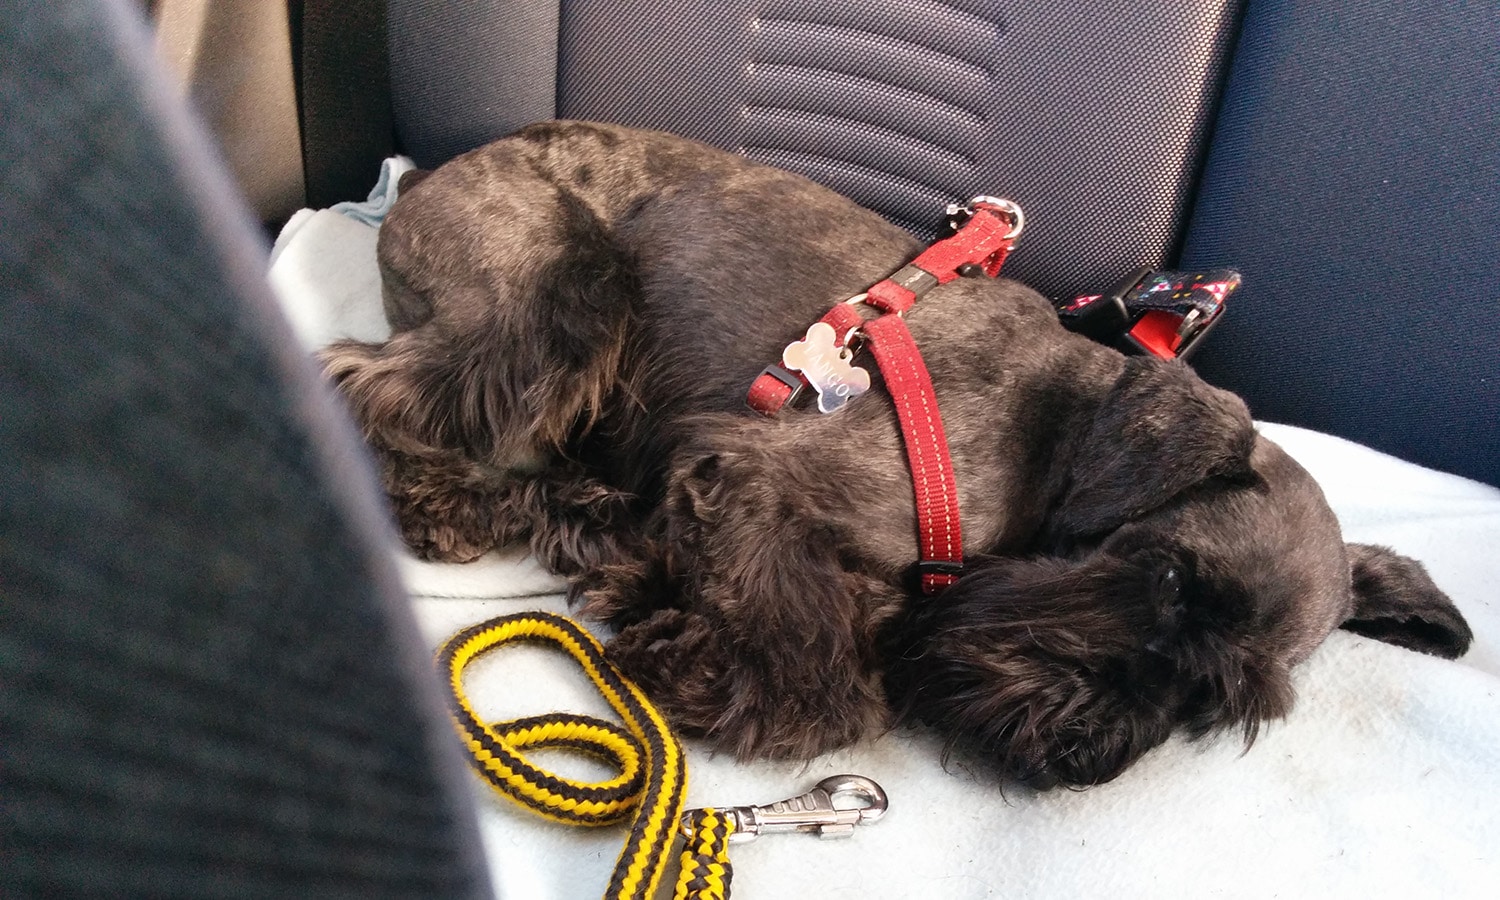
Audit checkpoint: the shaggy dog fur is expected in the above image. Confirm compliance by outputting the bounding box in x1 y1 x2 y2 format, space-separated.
323 121 1472 787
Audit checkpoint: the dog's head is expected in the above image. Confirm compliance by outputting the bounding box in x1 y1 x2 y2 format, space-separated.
886 357 1472 788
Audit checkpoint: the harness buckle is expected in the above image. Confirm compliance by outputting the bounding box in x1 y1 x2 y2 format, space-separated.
753 364 805 404
682 775 888 844
1060 267 1239 361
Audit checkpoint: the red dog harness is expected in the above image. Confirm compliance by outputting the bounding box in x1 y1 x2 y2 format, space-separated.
746 197 1024 594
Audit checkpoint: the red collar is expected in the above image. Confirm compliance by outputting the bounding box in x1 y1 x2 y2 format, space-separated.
746 198 1023 593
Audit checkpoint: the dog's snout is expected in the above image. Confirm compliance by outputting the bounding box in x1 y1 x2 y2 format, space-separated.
1012 747 1061 790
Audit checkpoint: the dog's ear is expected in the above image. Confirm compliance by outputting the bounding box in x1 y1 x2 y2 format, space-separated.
1341 544 1472 658
882 553 1185 788
1052 357 1257 537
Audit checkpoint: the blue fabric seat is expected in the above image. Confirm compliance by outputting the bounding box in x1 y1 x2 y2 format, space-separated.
1180 0 1498 485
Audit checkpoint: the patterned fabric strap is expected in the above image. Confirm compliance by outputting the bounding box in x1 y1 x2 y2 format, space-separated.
1059 268 1241 360
1122 268 1240 319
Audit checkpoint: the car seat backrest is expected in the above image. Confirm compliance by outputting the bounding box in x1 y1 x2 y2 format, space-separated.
390 0 1245 302
1180 0 1499 486
388 0 1498 487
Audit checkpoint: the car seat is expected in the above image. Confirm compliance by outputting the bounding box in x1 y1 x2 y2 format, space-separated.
385 0 1497 486
3 0 1495 895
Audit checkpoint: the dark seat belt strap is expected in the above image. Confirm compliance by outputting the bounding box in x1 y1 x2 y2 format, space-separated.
293 0 395 208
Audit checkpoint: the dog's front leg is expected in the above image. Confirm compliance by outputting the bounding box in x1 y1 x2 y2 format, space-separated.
322 332 644 570
605 435 899 760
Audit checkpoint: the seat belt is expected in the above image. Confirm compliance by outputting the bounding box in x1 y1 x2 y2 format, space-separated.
292 0 396 207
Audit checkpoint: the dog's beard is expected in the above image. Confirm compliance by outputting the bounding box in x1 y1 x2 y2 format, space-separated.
882 551 1294 788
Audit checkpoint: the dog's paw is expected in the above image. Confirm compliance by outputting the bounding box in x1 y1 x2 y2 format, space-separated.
571 565 639 620
607 609 880 761
571 553 674 627
520 475 643 576
710 691 874 761
397 515 496 563
606 609 721 703
393 498 503 563
528 523 627 577
381 451 518 562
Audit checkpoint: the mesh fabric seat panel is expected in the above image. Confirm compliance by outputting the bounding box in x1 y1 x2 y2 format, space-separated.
393 0 1245 301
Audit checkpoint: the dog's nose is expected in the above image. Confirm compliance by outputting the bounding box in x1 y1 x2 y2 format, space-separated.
1017 766 1061 791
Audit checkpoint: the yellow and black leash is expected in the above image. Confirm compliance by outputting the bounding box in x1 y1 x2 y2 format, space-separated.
437 610 886 900
673 807 737 900
438 611 701 900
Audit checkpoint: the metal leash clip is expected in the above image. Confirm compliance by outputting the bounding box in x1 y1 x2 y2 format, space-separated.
681 775 888 843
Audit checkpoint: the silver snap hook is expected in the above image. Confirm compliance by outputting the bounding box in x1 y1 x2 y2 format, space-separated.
681 774 889 843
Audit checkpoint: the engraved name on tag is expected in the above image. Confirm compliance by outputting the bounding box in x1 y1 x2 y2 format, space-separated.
782 322 871 414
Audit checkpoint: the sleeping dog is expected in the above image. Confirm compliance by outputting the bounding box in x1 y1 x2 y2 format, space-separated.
323 121 1471 787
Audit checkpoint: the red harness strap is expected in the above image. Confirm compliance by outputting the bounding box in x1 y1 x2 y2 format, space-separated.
862 205 1018 315
747 202 1021 416
862 315 964 593
745 198 1023 593
745 303 866 413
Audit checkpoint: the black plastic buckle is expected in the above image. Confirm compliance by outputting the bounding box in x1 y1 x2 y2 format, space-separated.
917 560 964 578
1058 267 1231 361
754 364 804 405
1058 267 1146 344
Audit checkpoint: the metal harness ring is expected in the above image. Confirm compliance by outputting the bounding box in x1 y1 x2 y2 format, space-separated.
946 194 1025 240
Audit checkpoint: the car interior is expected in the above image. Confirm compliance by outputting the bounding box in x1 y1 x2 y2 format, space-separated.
4 0 1496 897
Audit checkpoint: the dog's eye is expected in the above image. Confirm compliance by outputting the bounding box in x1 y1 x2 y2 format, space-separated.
1158 567 1184 605
1146 564 1190 654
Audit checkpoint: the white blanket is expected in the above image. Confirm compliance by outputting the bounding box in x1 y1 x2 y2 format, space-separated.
271 196 1500 899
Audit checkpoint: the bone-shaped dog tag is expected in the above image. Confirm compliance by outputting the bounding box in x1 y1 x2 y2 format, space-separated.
782 321 870 414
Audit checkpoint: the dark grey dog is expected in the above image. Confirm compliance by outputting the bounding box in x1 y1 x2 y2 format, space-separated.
323 121 1471 787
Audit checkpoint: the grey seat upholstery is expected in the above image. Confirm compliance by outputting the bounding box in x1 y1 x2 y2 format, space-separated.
1 0 490 894
392 0 1245 303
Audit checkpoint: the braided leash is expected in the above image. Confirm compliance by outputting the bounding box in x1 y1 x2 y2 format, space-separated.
438 611 884 899
674 808 736 900
439 612 687 900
